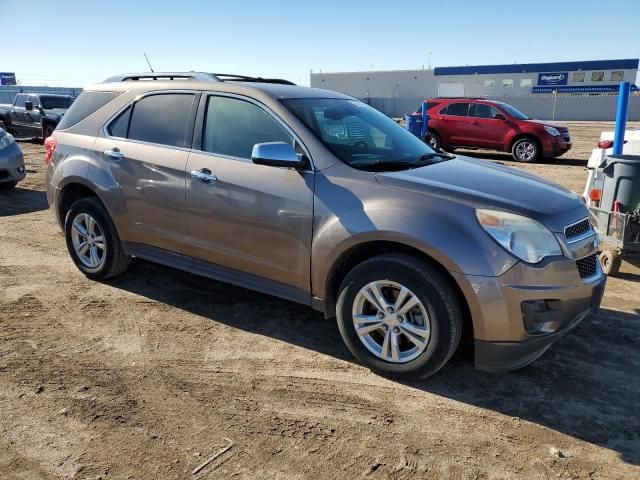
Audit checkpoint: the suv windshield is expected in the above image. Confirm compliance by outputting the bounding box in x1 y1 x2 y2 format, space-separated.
282 98 446 170
40 96 73 109
497 102 529 120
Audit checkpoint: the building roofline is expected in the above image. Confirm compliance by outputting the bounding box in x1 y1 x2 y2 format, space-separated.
434 59 639 76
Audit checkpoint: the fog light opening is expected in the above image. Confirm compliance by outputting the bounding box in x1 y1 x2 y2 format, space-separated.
521 300 562 335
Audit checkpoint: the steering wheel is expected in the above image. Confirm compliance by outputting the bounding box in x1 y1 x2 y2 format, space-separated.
350 141 369 155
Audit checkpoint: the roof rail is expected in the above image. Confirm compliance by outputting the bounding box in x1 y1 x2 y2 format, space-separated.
210 73 296 85
103 72 219 83
103 72 296 85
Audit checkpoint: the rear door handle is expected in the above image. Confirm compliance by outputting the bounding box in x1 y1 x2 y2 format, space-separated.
190 168 218 184
104 148 124 161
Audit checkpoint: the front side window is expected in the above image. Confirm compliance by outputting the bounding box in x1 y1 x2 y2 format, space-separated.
502 79 514 88
14 95 27 108
591 71 604 82
29 96 40 107
127 93 195 148
203 96 293 159
611 71 624 81
469 104 498 119
283 98 442 171
444 102 470 116
572 72 585 82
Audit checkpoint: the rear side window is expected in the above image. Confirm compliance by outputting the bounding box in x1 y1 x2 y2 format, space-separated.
57 91 120 130
107 106 131 138
443 103 469 116
202 96 293 159
127 94 195 148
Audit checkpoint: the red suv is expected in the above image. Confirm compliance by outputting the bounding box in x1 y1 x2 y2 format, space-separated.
420 98 571 162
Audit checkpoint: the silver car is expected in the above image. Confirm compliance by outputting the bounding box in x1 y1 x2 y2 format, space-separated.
0 128 26 188
45 72 605 378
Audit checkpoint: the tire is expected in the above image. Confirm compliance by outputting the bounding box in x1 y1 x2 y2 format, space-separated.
425 130 442 151
511 137 540 163
0 181 17 190
336 254 463 379
64 197 131 279
43 124 55 140
443 147 457 153
599 250 621 276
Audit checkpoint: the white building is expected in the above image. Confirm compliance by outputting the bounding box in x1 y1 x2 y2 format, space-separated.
310 59 639 98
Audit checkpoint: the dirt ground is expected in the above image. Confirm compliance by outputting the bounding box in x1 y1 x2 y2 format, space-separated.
1 122 639 480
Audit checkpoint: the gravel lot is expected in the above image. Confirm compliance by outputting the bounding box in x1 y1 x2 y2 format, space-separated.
1 122 639 479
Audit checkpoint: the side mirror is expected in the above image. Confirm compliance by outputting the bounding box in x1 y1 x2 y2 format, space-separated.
493 113 506 121
25 101 33 111
251 142 303 168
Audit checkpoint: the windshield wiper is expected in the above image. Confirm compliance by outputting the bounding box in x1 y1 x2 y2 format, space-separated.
418 152 455 161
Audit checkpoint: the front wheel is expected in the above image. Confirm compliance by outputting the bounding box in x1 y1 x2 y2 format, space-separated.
64 197 131 279
511 138 540 163
43 124 55 140
336 254 463 379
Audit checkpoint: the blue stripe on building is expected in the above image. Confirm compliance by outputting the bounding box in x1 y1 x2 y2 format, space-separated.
434 59 639 76
532 84 639 94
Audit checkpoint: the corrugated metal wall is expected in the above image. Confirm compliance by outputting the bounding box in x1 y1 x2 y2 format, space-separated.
0 86 82 105
361 94 640 121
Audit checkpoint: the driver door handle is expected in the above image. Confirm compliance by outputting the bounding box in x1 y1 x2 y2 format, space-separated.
191 168 218 184
104 148 124 161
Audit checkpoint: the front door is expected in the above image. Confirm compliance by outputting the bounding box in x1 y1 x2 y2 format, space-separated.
185 94 314 300
92 91 198 255
467 103 512 148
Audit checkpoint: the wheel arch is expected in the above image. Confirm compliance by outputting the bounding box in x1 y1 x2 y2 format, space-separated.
508 133 541 152
57 180 106 227
322 240 474 341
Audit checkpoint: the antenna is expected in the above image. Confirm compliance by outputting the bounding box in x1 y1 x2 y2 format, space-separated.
143 52 155 72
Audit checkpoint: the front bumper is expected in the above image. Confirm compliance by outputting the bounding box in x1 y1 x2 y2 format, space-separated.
544 137 572 157
0 143 26 184
452 257 606 372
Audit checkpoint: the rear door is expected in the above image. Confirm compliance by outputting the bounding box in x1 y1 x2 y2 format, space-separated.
92 91 198 256
439 102 471 145
185 93 314 300
467 103 511 148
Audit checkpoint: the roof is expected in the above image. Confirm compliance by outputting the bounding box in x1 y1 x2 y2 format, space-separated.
434 59 639 76
93 72 353 100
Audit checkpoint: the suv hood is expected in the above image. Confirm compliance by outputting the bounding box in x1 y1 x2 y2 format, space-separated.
376 156 585 232
525 119 567 129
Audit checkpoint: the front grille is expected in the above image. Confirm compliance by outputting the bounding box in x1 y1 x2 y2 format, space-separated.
565 218 591 239
576 254 598 279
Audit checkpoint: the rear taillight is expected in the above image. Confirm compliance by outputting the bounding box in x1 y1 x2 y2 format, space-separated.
589 188 602 201
44 136 57 165
597 140 613 149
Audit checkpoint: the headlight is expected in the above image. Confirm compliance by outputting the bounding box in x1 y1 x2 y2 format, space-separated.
544 126 560 136
0 130 16 150
476 209 562 263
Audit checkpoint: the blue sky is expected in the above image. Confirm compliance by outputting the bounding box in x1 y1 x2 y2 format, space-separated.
3 0 640 87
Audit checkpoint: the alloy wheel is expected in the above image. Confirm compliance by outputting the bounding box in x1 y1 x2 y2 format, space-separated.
352 280 430 363
515 141 536 161
71 213 105 268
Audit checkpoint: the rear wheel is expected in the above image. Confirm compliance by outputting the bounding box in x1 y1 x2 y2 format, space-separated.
512 137 540 162
64 197 131 279
425 130 442 151
336 254 463 379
